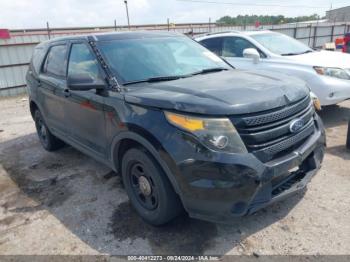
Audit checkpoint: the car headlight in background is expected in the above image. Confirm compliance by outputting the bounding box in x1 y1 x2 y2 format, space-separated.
314 66 350 80
164 111 247 153
310 91 322 111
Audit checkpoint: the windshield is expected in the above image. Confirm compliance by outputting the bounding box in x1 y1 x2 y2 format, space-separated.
97 36 230 84
251 33 312 56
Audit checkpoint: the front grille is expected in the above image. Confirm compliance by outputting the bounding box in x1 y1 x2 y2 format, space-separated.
242 96 311 126
231 96 316 162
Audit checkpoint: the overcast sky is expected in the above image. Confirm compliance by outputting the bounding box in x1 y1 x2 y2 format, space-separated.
0 0 348 29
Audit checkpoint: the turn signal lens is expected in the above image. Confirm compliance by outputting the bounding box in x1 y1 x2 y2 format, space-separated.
310 92 322 111
165 112 204 131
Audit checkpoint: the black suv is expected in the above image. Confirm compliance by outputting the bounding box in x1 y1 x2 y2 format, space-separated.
26 32 326 225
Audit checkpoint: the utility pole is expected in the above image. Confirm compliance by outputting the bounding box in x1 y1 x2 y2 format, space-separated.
347 120 350 150
46 22 51 39
124 0 130 29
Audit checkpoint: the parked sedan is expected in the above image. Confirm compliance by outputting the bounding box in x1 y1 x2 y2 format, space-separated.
196 31 350 106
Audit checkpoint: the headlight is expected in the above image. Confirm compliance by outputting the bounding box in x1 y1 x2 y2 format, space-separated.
164 111 247 153
314 66 350 80
310 91 322 111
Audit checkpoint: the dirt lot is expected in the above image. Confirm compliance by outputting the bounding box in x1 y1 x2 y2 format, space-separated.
0 95 349 256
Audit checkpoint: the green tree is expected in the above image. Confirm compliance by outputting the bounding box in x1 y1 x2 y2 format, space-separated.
217 14 321 25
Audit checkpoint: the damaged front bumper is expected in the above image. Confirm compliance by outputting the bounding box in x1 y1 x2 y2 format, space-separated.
178 115 326 223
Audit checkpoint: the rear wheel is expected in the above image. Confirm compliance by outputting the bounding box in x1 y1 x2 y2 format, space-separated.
34 110 64 151
121 147 183 225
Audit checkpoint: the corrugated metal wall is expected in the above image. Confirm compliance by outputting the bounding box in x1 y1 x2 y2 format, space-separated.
0 32 94 96
0 34 45 95
1 22 349 96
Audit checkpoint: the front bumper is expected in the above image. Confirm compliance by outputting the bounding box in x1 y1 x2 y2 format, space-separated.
311 76 350 106
175 115 326 223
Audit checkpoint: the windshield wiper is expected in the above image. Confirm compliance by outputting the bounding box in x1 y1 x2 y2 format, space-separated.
300 50 314 54
123 76 184 85
191 67 229 75
123 68 229 85
281 50 313 56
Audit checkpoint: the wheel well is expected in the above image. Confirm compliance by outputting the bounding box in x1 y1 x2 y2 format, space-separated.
116 139 143 173
112 135 181 195
29 101 38 118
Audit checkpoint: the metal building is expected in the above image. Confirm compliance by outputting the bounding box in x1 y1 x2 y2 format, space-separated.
326 6 350 23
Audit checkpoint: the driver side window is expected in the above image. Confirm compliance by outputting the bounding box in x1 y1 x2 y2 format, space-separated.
222 37 256 58
68 43 101 79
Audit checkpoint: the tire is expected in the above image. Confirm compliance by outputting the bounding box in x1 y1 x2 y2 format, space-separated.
34 110 65 151
121 147 183 226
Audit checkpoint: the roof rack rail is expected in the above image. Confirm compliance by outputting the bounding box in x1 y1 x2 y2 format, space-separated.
194 30 241 38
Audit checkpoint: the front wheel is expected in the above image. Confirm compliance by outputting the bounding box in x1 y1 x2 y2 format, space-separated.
34 110 64 151
121 148 183 225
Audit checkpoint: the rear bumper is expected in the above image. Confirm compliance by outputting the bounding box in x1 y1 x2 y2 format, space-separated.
178 115 326 223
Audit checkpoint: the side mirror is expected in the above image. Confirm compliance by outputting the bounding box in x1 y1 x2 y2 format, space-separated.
67 73 105 91
243 48 260 64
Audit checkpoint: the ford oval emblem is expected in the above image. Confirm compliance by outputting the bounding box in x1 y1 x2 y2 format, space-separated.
289 118 304 133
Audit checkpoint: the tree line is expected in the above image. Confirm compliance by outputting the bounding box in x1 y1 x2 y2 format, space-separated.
217 14 323 25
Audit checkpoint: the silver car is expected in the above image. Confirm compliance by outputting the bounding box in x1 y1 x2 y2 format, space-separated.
196 30 350 106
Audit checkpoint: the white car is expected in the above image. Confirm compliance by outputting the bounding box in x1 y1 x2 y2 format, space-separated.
196 31 350 105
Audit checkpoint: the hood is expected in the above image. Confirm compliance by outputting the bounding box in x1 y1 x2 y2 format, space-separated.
283 50 350 68
124 70 309 115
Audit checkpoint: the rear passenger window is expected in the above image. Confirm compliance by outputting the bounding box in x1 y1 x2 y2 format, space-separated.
68 43 100 79
31 47 45 74
43 45 67 77
200 38 223 56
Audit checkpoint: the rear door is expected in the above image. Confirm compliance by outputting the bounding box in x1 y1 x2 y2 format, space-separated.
38 43 70 136
64 41 108 157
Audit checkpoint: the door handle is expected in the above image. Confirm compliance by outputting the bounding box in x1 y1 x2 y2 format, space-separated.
63 89 71 98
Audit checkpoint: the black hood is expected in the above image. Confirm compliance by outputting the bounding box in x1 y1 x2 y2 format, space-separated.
123 70 309 116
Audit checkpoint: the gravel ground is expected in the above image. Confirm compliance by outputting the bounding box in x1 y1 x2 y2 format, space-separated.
0 95 349 256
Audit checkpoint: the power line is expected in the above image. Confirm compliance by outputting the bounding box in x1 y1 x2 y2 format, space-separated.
176 0 330 9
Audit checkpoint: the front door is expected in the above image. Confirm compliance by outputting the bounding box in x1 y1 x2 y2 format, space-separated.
64 41 108 158
200 36 266 70
220 36 265 70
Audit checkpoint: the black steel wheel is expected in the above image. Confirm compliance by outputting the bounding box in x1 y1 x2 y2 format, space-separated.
34 110 64 151
129 162 159 211
121 147 183 225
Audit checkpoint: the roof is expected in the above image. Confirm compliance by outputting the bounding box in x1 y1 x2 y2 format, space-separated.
244 30 277 36
195 30 274 40
38 31 182 46
326 5 350 13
